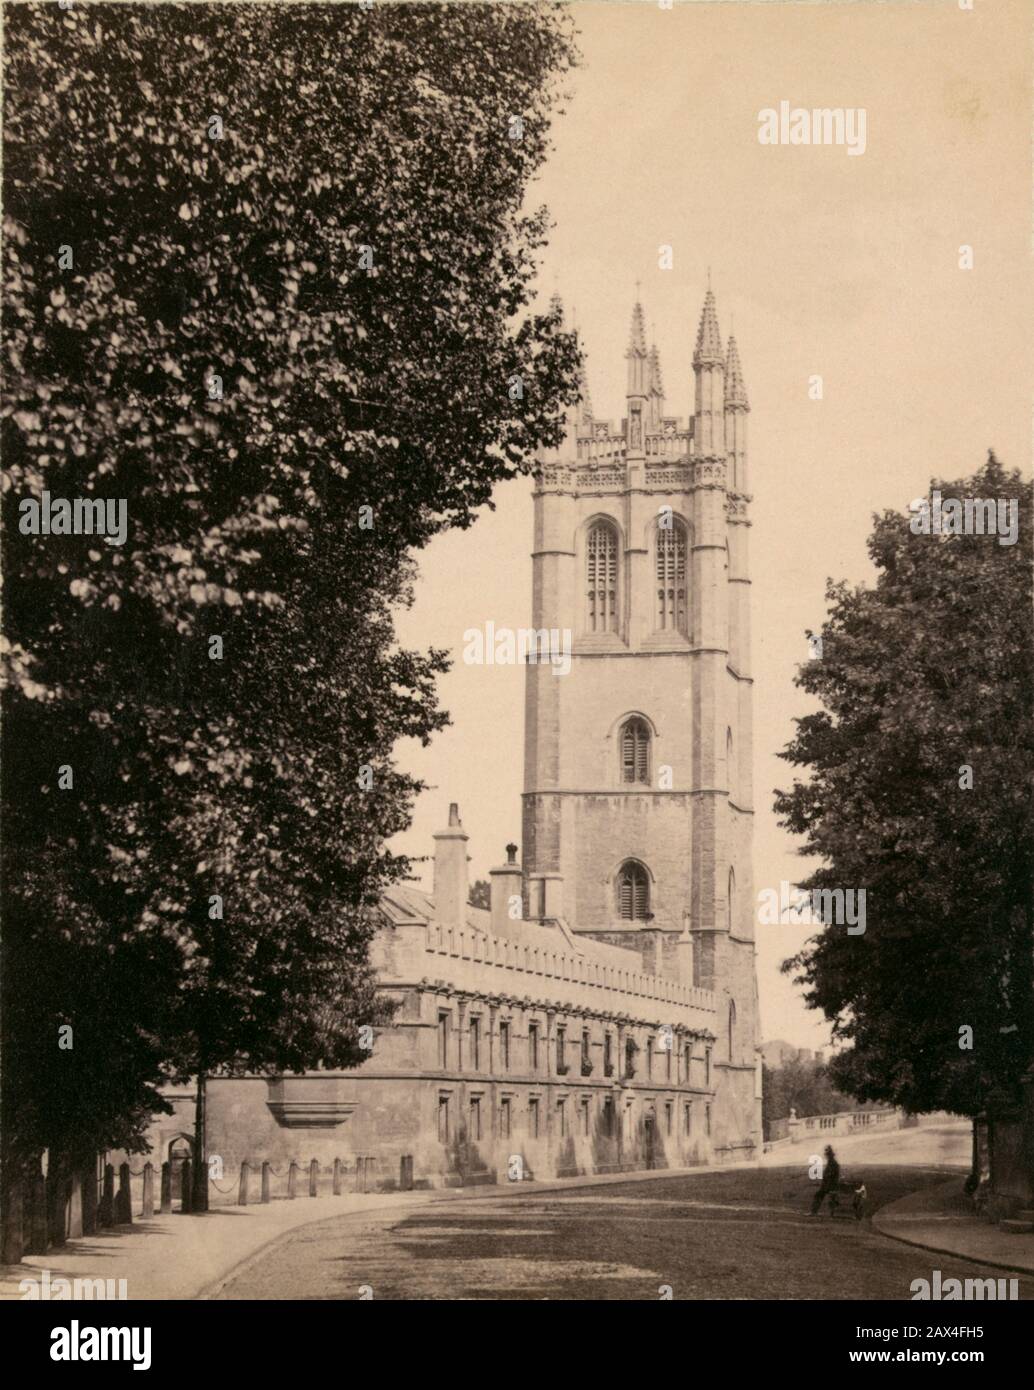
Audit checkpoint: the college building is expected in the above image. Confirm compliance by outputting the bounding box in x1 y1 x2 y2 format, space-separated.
141 286 764 1191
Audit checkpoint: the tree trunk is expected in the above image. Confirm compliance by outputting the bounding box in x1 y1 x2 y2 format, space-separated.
965 1116 980 1194
45 1152 70 1248
80 1153 98 1234
192 1068 209 1212
1 1172 25 1264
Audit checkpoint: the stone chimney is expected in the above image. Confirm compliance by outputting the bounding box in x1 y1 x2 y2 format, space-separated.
432 803 469 931
489 843 522 936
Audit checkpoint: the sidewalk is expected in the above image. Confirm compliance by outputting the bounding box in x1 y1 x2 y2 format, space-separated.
1 1191 451 1303
5 1138 1005 1301
1 1160 754 1302
873 1177 1034 1276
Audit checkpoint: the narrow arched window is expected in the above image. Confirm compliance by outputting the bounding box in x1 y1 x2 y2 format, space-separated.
587 521 619 633
617 861 650 921
728 999 737 1061
726 726 734 797
620 717 650 784
727 867 735 933
656 521 687 633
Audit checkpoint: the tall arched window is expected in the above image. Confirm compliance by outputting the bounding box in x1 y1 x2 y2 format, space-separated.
587 521 619 633
727 867 735 933
620 717 650 784
617 861 650 921
728 999 737 1061
656 521 688 633
726 726 734 798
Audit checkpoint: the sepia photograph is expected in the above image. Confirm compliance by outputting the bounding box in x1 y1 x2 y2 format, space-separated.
1 0 1032 1360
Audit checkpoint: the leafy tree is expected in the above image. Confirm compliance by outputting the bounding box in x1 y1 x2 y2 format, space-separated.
2 0 581 1227
469 879 492 911
776 455 1033 1118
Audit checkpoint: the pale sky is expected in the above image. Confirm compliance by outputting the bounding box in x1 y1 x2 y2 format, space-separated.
391 0 1034 1050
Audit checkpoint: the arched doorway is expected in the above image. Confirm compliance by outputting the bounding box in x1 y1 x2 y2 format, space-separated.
168 1135 193 1200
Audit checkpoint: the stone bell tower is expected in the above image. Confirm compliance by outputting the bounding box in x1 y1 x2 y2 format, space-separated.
521 284 761 1148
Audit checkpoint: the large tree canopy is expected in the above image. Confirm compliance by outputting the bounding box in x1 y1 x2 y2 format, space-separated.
776 455 1033 1117
1 0 581 1186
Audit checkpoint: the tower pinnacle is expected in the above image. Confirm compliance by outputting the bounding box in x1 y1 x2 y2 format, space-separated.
626 298 650 450
627 299 648 358
545 292 593 451
576 336 594 424
648 343 665 401
647 342 666 430
693 287 723 367
724 335 749 410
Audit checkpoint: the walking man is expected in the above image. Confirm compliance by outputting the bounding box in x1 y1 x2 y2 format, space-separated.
810 1144 841 1216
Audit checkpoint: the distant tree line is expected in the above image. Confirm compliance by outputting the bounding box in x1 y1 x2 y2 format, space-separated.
762 1058 869 1136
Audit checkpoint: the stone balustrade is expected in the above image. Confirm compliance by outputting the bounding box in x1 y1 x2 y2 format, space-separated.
645 430 691 458
787 1106 904 1142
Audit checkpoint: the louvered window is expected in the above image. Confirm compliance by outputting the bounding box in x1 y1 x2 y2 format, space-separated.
617 862 650 921
656 522 687 632
587 522 619 633
620 717 650 784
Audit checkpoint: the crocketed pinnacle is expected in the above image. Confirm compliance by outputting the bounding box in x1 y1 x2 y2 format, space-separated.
724 335 749 409
627 300 648 357
693 287 723 366
576 337 594 423
648 343 665 400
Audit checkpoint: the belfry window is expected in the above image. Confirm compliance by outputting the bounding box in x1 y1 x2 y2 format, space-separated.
620 717 650 784
617 860 650 921
656 521 688 633
587 521 619 633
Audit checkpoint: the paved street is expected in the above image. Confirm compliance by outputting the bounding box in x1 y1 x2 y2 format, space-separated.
215 1163 1034 1301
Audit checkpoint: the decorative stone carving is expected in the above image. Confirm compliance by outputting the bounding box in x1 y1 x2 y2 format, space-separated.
692 459 727 489
645 467 690 488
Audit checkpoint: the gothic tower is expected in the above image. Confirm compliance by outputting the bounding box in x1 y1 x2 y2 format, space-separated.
522 287 761 1149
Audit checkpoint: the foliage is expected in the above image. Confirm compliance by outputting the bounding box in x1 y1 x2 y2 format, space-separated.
469 879 492 911
776 456 1034 1116
1 1 581 1173
761 1059 866 1130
